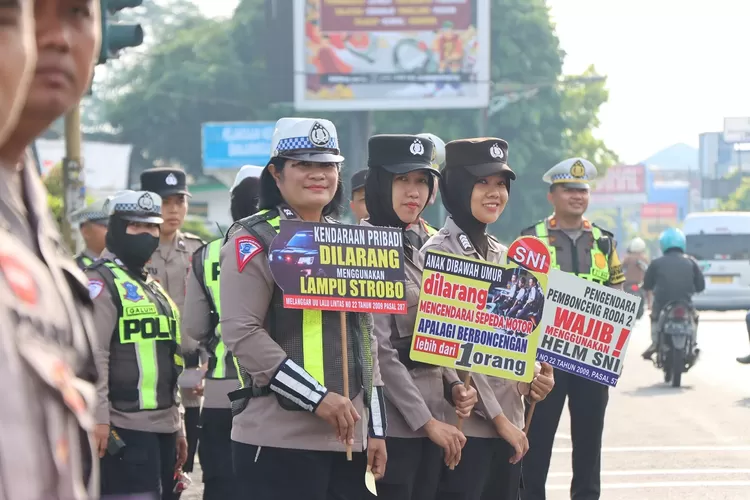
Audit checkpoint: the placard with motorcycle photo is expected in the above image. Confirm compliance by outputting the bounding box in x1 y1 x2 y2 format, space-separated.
536 270 642 387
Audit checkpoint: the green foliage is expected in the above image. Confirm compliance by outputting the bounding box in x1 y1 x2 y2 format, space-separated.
43 163 65 227
183 218 220 242
718 177 750 211
94 0 618 239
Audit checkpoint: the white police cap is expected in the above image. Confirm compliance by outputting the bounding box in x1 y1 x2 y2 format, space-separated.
69 198 109 225
269 117 344 163
417 132 446 169
542 157 598 187
104 190 164 224
230 165 263 193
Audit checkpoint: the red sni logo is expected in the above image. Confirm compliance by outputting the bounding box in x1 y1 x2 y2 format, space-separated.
507 236 551 274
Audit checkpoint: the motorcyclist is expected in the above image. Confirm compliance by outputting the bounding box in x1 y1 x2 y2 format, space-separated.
622 237 649 284
641 228 705 360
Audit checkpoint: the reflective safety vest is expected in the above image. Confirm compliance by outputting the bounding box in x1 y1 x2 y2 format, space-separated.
226 208 374 412
193 238 238 380
534 221 610 284
423 219 438 236
75 254 94 270
94 260 183 412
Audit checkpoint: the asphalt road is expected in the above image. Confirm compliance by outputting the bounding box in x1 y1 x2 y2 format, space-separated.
182 310 750 500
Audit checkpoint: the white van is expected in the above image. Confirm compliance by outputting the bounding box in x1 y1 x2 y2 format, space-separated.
683 211 750 311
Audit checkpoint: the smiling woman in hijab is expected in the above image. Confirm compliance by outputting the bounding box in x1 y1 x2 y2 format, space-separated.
421 138 555 500
362 134 479 500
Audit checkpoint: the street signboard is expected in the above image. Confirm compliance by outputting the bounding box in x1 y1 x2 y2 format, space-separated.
723 117 750 144
292 0 491 111
591 164 647 207
640 202 678 237
201 122 275 170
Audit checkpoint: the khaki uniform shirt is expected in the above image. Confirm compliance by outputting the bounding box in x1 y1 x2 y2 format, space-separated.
362 220 461 438
0 163 99 500
147 230 205 407
220 208 384 451
87 250 183 435
423 217 526 434
405 217 436 250
183 250 236 409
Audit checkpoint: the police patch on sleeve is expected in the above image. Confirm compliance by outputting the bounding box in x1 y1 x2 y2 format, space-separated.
88 279 104 300
457 233 474 253
236 236 263 273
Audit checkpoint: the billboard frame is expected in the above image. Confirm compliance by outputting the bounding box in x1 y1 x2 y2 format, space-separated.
723 117 750 144
292 0 491 112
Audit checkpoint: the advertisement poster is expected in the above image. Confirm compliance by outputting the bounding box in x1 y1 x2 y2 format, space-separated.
268 220 407 314
537 269 642 387
409 250 547 383
293 0 491 111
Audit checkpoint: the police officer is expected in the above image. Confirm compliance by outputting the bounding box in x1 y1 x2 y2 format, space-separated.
140 166 206 481
350 168 369 223
0 1 101 498
423 137 553 500
70 198 109 269
87 190 187 499
405 132 445 248
519 158 626 500
220 117 388 499
364 134 478 500
182 165 262 500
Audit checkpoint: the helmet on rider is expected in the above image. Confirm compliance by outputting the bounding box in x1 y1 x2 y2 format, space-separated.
658 227 686 253
628 237 647 253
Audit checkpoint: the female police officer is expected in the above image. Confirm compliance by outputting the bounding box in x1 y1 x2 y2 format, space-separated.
362 134 478 500
181 164 263 500
86 190 187 499
424 138 554 500
219 117 387 499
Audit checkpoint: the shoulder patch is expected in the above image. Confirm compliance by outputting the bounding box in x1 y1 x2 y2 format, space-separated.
235 235 263 272
280 207 297 219
88 279 104 300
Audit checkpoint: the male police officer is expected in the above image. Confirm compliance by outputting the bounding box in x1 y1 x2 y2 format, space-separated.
520 158 625 500
70 198 109 269
181 165 263 500
87 190 187 499
350 168 369 223
140 167 206 482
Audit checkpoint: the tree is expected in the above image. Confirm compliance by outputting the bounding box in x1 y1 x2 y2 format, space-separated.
718 177 750 211
95 0 617 237
44 163 65 228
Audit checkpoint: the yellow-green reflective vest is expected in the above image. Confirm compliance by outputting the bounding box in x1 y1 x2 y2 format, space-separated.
534 221 610 284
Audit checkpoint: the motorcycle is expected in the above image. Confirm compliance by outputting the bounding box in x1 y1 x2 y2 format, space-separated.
654 300 699 387
624 281 645 320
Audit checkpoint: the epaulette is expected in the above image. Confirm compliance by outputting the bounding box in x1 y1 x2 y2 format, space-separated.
182 232 206 244
225 209 278 244
592 222 614 238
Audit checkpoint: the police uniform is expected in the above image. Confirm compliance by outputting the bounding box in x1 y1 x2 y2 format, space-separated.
141 167 206 477
0 158 99 500
69 198 109 269
418 138 527 500
404 133 445 249
182 166 263 500
519 158 625 500
87 190 185 498
220 117 386 500
364 134 464 500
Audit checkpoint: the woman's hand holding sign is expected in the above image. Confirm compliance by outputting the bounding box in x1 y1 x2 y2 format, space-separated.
451 382 478 418
315 392 361 445
529 362 555 402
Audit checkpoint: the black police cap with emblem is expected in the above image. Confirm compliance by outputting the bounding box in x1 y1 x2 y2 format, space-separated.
351 169 368 194
140 167 191 198
445 137 516 179
367 134 441 177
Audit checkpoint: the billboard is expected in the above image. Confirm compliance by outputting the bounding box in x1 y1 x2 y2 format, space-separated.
640 202 678 237
723 117 750 144
293 0 491 111
591 164 647 207
201 122 275 170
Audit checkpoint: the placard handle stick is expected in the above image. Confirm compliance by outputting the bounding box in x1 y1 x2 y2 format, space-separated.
523 401 537 434
449 372 472 470
340 311 353 461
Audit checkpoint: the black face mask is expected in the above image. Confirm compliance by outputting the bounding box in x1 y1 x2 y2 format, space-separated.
106 216 159 273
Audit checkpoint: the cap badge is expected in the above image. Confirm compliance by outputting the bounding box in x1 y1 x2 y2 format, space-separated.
137 193 154 211
309 121 331 148
410 139 424 156
570 160 586 178
165 173 178 186
490 143 504 159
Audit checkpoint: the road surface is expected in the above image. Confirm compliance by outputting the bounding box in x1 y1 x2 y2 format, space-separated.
182 310 750 499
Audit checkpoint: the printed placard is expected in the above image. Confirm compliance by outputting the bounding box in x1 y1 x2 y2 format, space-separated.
408 250 547 382
537 269 642 387
268 220 407 314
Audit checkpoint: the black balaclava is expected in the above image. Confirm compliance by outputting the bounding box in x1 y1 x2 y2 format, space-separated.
439 168 510 259
365 167 435 257
106 215 160 274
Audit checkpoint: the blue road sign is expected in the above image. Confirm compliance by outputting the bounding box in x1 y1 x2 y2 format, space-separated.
201 122 275 170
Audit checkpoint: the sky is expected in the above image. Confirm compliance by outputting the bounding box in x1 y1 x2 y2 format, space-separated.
199 0 750 163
